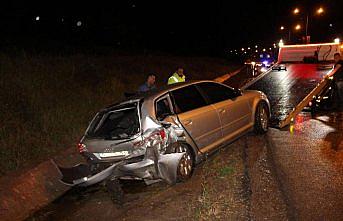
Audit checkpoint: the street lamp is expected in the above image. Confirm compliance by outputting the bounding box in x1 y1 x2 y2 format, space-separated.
293 7 325 41
295 24 301 31
280 26 285 30
317 7 324 15
293 8 300 14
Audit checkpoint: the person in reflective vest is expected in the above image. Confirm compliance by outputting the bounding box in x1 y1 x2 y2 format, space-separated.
168 67 186 85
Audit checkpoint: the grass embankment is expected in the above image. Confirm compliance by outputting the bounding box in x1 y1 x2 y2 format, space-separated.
0 52 240 175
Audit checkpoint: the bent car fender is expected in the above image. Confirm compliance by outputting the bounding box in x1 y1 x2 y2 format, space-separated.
56 161 122 187
157 152 185 185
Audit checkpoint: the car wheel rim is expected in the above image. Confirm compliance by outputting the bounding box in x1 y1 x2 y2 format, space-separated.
260 107 268 131
177 145 193 178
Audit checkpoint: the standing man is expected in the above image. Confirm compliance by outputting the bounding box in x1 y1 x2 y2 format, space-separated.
138 73 156 93
327 53 343 108
168 67 186 85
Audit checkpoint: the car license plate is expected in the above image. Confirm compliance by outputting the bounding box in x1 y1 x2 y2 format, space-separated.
99 151 129 158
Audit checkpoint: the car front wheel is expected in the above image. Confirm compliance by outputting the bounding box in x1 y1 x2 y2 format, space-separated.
254 102 269 134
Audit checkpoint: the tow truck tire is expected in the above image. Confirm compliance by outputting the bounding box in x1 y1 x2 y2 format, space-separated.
254 102 269 134
175 143 194 182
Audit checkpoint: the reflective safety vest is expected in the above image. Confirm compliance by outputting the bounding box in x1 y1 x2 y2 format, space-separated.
167 73 186 85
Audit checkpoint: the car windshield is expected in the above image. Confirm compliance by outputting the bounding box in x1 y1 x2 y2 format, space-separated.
87 103 140 140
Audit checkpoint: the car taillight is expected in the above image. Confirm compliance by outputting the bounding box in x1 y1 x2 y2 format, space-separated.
159 129 166 140
133 128 167 147
77 143 87 153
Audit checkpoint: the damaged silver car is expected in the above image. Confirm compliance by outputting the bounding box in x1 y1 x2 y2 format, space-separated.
57 80 270 202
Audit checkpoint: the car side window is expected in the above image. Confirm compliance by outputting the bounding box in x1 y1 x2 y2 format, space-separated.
171 85 207 114
155 96 173 121
198 82 237 104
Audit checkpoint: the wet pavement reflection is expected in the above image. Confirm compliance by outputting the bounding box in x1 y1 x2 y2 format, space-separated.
247 64 331 126
268 110 343 220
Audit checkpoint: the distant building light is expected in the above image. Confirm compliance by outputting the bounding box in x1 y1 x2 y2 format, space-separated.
329 23 333 27
334 38 340 44
263 48 266 52
248 47 251 50
241 48 245 51
269 48 272 50
77 21 82 27
279 39 284 47
61 18 64 22
255 50 258 52
35 16 40 21
255 45 258 48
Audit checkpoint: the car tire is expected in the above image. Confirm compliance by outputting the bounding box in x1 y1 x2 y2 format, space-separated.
106 178 124 207
254 102 269 134
175 143 194 182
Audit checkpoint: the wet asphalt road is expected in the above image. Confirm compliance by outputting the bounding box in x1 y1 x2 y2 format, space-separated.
247 64 332 126
268 111 343 220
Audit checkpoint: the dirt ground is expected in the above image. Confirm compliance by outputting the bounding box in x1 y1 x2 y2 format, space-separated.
29 132 288 221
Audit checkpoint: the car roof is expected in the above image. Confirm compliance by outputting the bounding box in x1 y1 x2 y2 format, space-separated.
105 80 228 110
130 80 229 100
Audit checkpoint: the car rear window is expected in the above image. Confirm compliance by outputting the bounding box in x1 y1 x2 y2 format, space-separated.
87 103 140 139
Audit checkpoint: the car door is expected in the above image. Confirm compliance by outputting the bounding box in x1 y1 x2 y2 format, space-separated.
155 94 174 121
170 85 222 151
197 82 251 140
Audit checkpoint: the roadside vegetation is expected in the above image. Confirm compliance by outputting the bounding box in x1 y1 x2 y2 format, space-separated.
0 51 239 175
188 147 248 220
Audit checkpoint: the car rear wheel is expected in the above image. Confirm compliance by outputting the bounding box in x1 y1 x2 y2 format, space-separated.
254 102 269 134
175 143 194 181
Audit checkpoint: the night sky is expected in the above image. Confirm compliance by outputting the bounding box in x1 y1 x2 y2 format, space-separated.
1 0 342 55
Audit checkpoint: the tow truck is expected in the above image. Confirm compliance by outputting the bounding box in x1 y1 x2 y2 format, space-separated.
242 41 342 128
